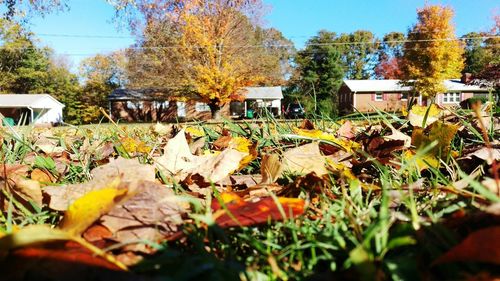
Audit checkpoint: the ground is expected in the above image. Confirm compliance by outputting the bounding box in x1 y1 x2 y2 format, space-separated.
0 104 498 281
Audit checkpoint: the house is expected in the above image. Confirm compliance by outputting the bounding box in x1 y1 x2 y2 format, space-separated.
108 86 283 122
339 78 490 114
0 94 64 125
232 86 283 118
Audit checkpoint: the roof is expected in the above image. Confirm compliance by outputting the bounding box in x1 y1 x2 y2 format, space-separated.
343 79 489 92
0 94 64 108
109 88 197 101
241 87 283 100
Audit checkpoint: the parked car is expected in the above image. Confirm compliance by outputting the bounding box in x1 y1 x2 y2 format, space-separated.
285 103 305 119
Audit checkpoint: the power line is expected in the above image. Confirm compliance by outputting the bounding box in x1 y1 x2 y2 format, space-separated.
37 33 135 39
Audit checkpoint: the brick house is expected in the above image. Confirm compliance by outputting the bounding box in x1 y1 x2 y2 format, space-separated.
108 87 283 122
338 78 490 114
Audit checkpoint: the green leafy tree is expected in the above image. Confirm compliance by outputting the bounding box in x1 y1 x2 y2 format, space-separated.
0 19 81 123
334 30 379 79
291 30 344 117
401 5 464 98
462 32 491 75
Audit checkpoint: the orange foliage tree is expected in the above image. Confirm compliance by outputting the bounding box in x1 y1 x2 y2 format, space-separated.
112 0 288 118
401 5 464 98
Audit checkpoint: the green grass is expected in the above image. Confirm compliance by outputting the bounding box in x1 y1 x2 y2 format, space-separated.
0 105 499 281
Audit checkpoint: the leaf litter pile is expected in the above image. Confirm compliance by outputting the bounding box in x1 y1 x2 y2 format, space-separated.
0 104 499 281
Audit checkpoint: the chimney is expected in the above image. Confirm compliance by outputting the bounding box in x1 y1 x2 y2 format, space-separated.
461 72 472 84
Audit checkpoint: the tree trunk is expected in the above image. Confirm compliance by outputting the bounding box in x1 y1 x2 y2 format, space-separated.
209 103 222 120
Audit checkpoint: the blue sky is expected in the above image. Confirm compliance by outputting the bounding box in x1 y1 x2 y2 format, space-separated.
29 0 499 70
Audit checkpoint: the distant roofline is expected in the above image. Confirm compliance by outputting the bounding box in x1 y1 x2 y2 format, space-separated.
0 94 65 108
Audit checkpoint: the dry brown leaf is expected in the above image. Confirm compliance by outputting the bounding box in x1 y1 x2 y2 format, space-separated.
260 154 283 184
336 120 355 139
9 176 43 206
156 130 248 183
467 147 500 165
282 142 331 176
35 136 66 155
100 181 185 253
385 128 411 148
1 164 43 206
44 157 155 211
31 168 56 184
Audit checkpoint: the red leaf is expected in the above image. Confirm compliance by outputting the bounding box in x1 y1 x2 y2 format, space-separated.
433 226 500 265
213 193 305 227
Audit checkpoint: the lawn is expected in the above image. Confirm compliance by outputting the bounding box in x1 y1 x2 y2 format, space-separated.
0 104 498 281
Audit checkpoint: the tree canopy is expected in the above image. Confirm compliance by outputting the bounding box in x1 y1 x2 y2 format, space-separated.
290 30 344 117
112 0 289 118
401 5 464 97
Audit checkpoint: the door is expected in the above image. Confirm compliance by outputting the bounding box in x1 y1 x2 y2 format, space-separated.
176 101 186 118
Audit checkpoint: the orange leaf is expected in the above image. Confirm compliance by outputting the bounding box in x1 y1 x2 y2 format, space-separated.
433 226 500 265
212 193 305 228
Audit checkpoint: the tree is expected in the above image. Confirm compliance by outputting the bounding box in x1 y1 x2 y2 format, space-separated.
79 52 128 123
0 19 81 123
1 0 67 21
111 0 285 119
462 32 491 75
291 30 344 117
375 32 405 79
401 5 464 98
334 30 379 79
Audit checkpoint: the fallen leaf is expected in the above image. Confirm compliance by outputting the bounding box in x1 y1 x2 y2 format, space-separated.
282 142 331 176
0 225 127 271
35 136 66 155
60 187 128 236
260 154 283 184
212 193 305 228
412 121 459 158
408 104 442 128
100 181 185 253
44 157 155 211
433 226 500 265
31 168 56 184
156 130 249 183
336 120 355 139
465 147 500 165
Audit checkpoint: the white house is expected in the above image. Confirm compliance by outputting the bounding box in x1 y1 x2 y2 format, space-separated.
0 94 64 125
241 86 283 117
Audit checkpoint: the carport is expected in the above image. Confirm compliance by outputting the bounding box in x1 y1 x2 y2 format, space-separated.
0 94 65 125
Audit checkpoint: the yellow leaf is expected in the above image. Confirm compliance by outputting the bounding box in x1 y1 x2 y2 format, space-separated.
408 104 442 127
60 184 127 236
0 225 70 251
185 126 205 137
411 121 459 157
294 128 361 153
403 150 440 171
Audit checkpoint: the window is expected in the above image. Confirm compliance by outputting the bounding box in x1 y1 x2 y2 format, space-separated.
374 92 383 101
126 101 142 110
195 102 211 112
154 101 169 109
442 92 460 103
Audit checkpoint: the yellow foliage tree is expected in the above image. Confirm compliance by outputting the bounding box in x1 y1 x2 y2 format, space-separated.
119 0 287 119
402 5 464 98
